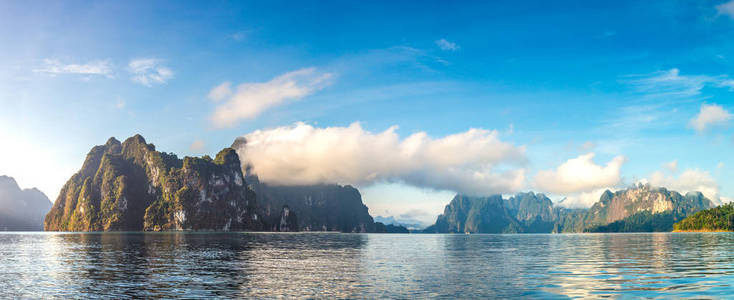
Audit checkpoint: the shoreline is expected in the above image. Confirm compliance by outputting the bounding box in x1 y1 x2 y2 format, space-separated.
672 229 734 233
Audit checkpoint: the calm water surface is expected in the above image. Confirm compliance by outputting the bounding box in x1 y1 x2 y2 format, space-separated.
2 232 734 299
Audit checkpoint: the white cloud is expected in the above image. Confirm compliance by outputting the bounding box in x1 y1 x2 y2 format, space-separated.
435 38 459 51
534 153 627 194
664 159 678 173
209 68 333 128
234 122 527 195
189 140 205 153
689 103 732 132
128 58 173 86
556 188 611 209
34 59 113 77
717 0 734 19
648 169 724 204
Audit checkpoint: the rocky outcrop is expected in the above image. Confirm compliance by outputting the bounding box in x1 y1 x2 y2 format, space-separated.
0 176 52 231
44 135 262 231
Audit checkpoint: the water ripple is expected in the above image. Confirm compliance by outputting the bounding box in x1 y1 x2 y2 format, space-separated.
2 232 734 298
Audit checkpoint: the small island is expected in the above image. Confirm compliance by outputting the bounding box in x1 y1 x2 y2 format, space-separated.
673 203 734 232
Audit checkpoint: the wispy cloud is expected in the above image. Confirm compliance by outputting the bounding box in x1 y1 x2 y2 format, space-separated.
34 59 113 77
625 68 734 98
235 122 527 195
663 159 678 173
717 0 734 19
209 68 333 128
689 103 732 132
435 38 459 51
189 140 205 153
128 58 173 86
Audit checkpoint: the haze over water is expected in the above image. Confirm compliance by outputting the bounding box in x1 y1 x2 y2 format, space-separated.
2 232 734 298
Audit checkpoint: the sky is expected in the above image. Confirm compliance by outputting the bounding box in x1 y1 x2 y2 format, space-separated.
2 0 734 226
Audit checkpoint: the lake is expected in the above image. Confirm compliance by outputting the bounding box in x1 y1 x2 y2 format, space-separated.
2 232 734 298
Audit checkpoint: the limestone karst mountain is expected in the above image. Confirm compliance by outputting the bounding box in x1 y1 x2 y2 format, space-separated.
44 135 261 231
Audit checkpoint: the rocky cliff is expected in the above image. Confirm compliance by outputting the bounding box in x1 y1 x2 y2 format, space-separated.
0 176 52 231
44 135 262 231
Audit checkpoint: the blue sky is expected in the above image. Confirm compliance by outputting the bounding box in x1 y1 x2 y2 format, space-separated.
2 1 734 225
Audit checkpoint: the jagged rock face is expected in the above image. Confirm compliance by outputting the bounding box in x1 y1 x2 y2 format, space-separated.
0 176 52 231
247 176 378 233
575 184 714 231
506 192 555 222
44 135 262 232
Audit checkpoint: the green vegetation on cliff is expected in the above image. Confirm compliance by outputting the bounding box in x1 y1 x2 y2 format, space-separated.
45 135 261 231
673 203 734 232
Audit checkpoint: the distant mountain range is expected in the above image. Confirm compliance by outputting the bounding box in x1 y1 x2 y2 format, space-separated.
0 175 52 231
423 184 714 233
373 215 426 230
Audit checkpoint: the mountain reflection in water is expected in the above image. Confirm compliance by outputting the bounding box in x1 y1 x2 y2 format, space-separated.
2 232 734 298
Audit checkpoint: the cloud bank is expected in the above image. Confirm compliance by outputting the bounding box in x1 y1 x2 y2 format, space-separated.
234 122 527 195
209 68 333 128
689 103 731 132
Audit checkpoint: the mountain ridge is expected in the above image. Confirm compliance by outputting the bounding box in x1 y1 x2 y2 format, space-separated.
424 184 714 233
